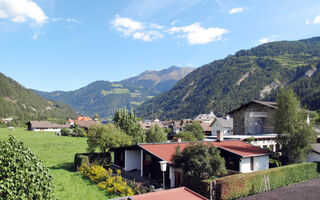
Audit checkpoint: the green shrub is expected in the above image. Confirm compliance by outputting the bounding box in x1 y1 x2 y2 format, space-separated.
74 152 111 169
213 162 320 200
61 127 71 136
0 136 55 200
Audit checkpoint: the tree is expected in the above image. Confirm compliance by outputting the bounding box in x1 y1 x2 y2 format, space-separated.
275 88 316 164
113 108 145 144
176 131 197 142
145 124 167 143
87 124 132 152
184 121 205 141
172 143 226 179
0 136 55 199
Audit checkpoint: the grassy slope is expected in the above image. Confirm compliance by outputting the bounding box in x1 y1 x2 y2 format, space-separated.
0 128 115 200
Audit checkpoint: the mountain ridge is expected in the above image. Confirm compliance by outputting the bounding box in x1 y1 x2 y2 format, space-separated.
135 36 320 120
34 66 194 118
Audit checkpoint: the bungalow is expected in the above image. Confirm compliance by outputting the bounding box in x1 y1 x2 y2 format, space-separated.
73 120 99 131
110 138 270 188
26 121 69 132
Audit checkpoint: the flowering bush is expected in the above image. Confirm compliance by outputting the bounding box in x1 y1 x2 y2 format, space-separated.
79 163 134 196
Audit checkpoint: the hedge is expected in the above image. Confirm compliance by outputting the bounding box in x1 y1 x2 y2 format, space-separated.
181 162 320 200
74 152 111 169
213 162 320 200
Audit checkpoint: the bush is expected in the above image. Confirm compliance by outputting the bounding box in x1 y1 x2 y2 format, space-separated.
61 127 71 136
78 163 134 196
210 162 320 200
74 152 111 169
0 136 55 200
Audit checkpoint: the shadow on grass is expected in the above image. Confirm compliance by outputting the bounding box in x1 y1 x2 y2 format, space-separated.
49 162 76 172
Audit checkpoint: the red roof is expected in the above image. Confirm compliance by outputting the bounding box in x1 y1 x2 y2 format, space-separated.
75 116 93 121
139 140 269 164
130 187 208 200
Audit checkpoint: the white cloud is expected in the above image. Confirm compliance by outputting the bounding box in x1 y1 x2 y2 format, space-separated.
150 23 163 29
306 20 310 25
32 31 45 40
133 30 163 41
111 15 163 42
66 18 81 24
228 7 245 14
111 14 145 36
51 17 63 22
170 20 179 26
0 0 48 25
168 23 228 45
312 15 320 24
257 35 279 44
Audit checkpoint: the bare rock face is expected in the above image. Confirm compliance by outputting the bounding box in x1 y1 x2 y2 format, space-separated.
260 79 282 98
305 68 317 77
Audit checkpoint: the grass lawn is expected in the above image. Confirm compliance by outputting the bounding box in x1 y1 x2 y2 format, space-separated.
0 128 116 200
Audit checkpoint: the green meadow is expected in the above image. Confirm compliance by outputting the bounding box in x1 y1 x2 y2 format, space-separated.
0 128 115 200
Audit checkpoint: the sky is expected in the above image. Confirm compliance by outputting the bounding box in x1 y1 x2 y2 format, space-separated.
1 0 320 92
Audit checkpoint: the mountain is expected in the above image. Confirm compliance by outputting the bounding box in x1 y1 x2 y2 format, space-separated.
136 37 320 120
122 66 195 92
34 66 194 119
0 72 76 120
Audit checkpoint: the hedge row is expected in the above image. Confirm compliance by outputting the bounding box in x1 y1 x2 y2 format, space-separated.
212 162 320 200
74 152 111 169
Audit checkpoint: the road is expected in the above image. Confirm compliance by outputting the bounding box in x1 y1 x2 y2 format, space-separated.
238 178 320 200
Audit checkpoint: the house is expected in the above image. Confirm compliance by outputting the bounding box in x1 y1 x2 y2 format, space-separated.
228 100 277 135
172 119 193 134
75 115 93 121
139 119 164 130
211 116 233 136
200 122 212 136
110 139 270 189
194 111 216 123
26 121 69 132
308 143 320 162
73 120 99 131
114 187 208 200
212 100 278 151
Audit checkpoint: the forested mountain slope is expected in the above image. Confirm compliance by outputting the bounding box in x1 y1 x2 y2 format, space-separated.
136 37 320 119
35 66 194 118
0 72 76 120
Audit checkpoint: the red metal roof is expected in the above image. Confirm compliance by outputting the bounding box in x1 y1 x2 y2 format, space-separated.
139 140 270 164
130 187 208 200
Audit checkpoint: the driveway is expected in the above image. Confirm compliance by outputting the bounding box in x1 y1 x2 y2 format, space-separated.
238 178 320 200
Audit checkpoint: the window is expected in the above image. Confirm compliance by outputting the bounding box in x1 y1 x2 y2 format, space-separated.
250 157 254 171
263 145 268 149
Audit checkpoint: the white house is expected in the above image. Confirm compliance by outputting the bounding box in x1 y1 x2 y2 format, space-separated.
110 139 271 188
26 121 69 132
308 143 320 162
194 111 216 123
211 116 233 136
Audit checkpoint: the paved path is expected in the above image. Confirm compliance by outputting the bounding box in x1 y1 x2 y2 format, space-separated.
238 178 320 200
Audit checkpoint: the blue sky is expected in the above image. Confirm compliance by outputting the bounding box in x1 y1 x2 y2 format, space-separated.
1 0 320 91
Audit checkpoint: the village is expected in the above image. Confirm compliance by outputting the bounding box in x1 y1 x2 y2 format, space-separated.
22 97 320 200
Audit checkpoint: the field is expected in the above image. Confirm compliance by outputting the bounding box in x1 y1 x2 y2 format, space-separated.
0 128 115 200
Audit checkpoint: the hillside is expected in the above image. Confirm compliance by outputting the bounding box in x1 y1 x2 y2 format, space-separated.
136 37 320 119
34 66 194 118
0 72 76 120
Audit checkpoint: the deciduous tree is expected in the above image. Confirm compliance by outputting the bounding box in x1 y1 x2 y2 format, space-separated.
172 143 226 179
145 124 167 143
275 88 316 164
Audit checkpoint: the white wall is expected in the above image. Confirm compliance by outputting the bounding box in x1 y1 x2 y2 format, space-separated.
308 152 320 162
33 128 62 132
211 121 232 136
254 155 269 171
240 155 269 173
124 150 141 171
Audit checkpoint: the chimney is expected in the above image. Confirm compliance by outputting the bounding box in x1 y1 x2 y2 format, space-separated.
217 131 224 142
225 115 230 120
